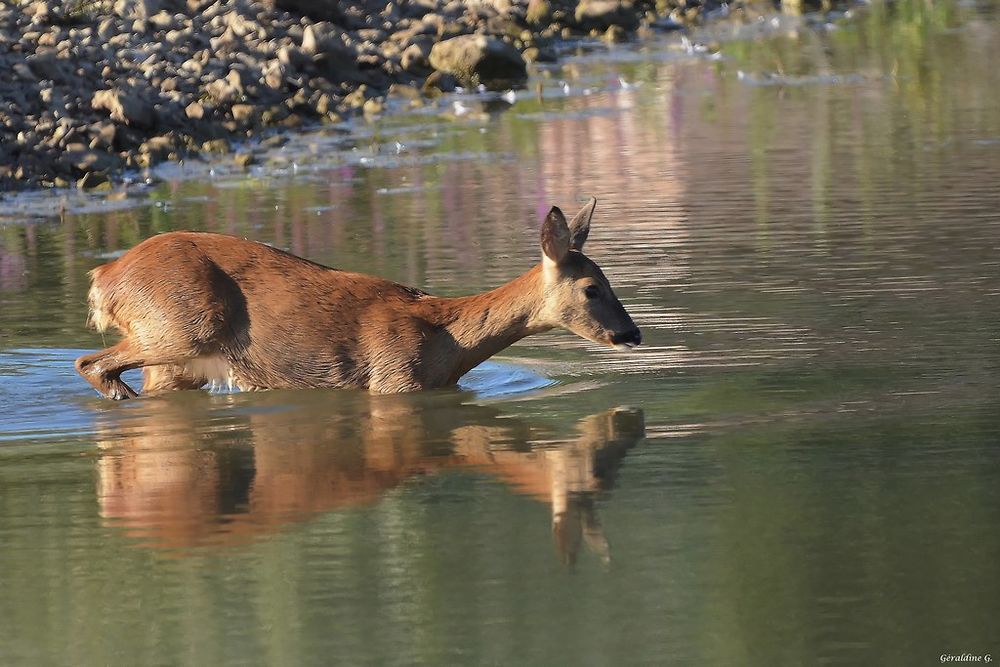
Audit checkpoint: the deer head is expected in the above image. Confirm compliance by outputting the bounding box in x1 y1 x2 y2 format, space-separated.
539 198 641 350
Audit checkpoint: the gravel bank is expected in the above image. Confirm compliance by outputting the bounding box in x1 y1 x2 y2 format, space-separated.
1 0 744 192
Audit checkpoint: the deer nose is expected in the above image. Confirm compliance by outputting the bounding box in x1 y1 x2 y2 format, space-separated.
611 328 642 347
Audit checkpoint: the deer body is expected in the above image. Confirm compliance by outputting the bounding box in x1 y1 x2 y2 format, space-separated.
76 199 640 399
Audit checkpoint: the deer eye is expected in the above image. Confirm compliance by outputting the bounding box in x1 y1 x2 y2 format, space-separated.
584 285 600 300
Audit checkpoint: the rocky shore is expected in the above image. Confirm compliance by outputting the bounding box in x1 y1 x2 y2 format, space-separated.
1 0 739 192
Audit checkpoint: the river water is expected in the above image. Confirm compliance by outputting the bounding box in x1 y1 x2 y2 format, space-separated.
2 2 1000 664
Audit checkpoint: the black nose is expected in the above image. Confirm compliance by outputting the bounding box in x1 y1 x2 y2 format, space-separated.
611 328 642 346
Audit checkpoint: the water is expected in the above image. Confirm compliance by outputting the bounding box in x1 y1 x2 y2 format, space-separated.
3 2 1000 664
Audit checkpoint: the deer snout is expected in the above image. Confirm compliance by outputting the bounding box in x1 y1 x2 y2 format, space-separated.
611 328 642 350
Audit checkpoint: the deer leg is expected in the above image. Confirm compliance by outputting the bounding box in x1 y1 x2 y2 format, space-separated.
76 340 185 401
142 365 208 394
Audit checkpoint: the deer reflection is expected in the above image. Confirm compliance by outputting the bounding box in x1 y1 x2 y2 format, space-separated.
95 392 644 564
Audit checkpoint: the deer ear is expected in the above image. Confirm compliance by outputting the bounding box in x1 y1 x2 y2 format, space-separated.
541 206 571 265
568 197 596 251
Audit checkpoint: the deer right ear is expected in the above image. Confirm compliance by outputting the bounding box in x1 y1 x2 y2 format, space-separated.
541 206 571 265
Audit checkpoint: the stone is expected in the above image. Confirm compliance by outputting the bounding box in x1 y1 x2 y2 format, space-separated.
184 102 205 120
262 60 286 90
204 77 240 104
429 34 527 91
68 149 120 173
97 17 116 40
89 122 118 150
400 43 431 74
148 11 175 30
201 138 228 153
362 97 384 117
301 24 320 55
78 171 109 189
421 70 457 97
26 52 69 81
231 104 255 123
521 46 558 63
526 0 552 25
114 0 160 21
574 0 640 32
91 88 156 128
13 63 36 81
604 25 628 43
234 152 255 168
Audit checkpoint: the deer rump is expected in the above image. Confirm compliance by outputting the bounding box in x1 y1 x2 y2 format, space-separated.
84 232 440 395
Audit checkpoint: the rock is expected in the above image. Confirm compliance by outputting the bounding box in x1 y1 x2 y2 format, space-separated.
400 43 431 74
67 149 120 174
78 171 109 189
301 24 320 55
231 104 256 123
526 0 552 25
521 46 556 63
91 88 156 128
259 134 289 149
388 83 421 101
574 0 641 32
114 0 160 21
362 97 384 117
26 52 70 81
313 93 334 115
234 152 255 168
342 86 370 110
604 25 628 43
201 138 228 153
421 70 457 97
185 101 205 120
13 63 36 81
277 46 300 69
204 77 240 104
140 134 175 158
262 60 286 90
148 11 175 30
429 34 527 91
97 17 116 40
89 122 118 150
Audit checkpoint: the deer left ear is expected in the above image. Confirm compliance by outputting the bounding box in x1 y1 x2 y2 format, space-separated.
541 206 571 265
568 197 596 251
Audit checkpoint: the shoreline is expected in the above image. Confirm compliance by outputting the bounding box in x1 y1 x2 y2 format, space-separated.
0 0 826 194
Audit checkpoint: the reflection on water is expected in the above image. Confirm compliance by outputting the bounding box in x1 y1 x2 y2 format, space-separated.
2 1 1000 664
96 393 644 565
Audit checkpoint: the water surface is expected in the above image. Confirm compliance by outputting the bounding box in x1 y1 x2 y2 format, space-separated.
2 2 1000 664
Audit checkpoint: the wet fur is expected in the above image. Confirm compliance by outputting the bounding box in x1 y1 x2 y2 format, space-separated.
75 201 639 399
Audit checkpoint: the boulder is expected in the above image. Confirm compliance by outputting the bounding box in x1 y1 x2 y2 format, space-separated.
91 88 156 129
574 0 640 31
400 42 431 74
429 34 527 91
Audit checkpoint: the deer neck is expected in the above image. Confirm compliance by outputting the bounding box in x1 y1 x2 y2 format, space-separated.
428 265 551 383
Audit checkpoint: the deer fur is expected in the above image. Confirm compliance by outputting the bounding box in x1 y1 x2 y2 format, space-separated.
76 198 641 399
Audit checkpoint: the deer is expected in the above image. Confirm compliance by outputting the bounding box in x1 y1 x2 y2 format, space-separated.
75 198 641 399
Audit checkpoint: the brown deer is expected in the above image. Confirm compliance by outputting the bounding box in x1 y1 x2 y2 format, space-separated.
76 198 641 398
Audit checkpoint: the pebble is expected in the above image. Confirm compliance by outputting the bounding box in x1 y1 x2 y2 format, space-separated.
1 0 701 191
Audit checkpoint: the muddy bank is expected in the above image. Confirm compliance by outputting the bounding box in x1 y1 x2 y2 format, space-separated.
1 0 796 193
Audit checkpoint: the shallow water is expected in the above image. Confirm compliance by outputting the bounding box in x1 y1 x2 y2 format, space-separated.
3 2 1000 664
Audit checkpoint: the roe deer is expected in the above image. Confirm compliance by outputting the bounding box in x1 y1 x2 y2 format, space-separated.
76 198 641 399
